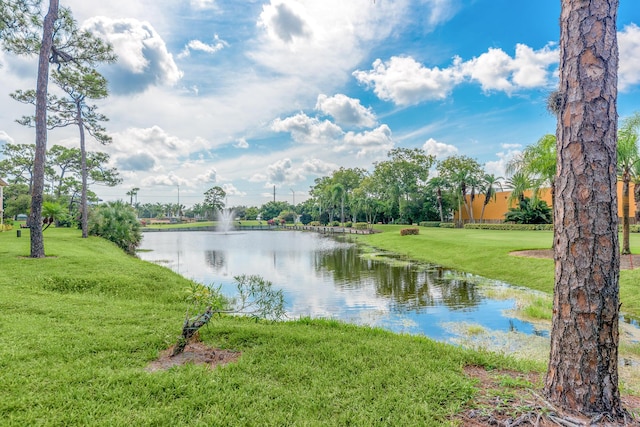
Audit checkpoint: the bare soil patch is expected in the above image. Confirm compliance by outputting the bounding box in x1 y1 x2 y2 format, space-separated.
457 365 640 426
145 341 241 372
511 249 640 270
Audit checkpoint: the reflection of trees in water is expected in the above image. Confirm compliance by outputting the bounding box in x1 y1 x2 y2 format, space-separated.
204 250 226 271
317 248 481 310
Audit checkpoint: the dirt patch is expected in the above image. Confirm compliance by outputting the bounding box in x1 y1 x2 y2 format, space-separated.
456 365 640 426
511 249 640 271
145 341 241 372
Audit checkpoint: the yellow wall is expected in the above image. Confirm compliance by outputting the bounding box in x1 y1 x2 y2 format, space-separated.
456 182 637 222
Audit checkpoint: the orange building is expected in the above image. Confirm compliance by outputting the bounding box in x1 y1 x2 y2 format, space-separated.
456 182 637 223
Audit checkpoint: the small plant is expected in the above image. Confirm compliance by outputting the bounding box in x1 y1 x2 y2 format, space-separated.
88 201 142 255
400 228 419 236
172 275 286 356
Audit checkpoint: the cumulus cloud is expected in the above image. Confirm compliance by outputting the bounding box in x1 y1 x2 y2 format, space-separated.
109 126 210 168
222 183 246 196
271 113 343 144
197 168 218 183
341 124 394 157
355 43 558 105
315 94 377 128
619 24 640 91
141 172 189 187
250 158 306 186
83 17 183 94
301 158 338 175
484 143 522 178
179 35 228 58
422 138 458 158
258 1 312 44
353 56 465 105
116 152 156 171
190 0 217 10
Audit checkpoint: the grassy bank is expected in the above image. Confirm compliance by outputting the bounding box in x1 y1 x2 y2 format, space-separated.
358 225 640 318
0 228 538 426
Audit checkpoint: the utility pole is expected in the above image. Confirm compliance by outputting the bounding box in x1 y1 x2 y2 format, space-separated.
290 188 295 206
273 185 276 203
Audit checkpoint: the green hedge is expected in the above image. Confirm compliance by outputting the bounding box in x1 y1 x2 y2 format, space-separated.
418 221 441 227
354 222 369 230
439 222 455 228
463 223 553 231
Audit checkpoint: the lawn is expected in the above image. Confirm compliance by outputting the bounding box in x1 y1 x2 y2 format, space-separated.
359 225 640 319
0 227 538 426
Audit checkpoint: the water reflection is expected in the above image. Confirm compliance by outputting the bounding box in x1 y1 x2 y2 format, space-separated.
138 230 541 341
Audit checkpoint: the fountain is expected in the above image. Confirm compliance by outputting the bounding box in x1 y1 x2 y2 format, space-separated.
216 208 235 233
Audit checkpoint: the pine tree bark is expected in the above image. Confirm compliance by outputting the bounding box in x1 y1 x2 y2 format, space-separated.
29 0 58 257
545 0 622 417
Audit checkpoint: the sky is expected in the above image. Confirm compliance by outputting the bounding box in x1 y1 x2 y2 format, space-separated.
1 0 639 209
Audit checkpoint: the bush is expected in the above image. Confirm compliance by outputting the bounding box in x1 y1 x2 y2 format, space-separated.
464 223 553 231
439 222 455 228
400 228 419 236
309 221 321 227
504 197 552 224
418 221 441 227
344 221 353 228
330 221 340 227
354 222 369 230
88 201 142 255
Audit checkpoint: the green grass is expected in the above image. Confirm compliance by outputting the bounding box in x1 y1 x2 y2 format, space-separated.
359 225 640 318
0 227 540 426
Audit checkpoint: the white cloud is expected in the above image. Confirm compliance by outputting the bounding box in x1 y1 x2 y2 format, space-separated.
109 126 210 168
0 131 15 145
619 23 640 92
301 158 338 175
141 172 189 187
234 138 249 149
353 56 465 105
179 35 228 58
315 94 377 128
222 183 246 196
258 1 312 44
271 113 343 144
190 0 217 10
355 43 558 105
253 158 306 186
83 17 183 94
197 168 218 183
484 143 522 179
341 124 394 157
422 138 458 158
423 0 461 26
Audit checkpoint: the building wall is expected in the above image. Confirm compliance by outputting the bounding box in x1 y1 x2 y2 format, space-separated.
456 182 637 222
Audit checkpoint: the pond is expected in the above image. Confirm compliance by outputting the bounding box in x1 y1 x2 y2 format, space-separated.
138 229 549 344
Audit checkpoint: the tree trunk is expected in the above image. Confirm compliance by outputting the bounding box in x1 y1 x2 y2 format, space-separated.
436 188 444 222
545 0 623 418
622 175 630 254
29 0 59 258
77 104 89 238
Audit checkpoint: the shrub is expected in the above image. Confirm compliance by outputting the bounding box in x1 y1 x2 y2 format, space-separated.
309 221 321 227
400 228 419 236
330 220 340 227
464 223 553 231
418 221 441 227
344 221 353 228
88 201 142 255
504 197 552 224
354 222 369 230
439 222 455 228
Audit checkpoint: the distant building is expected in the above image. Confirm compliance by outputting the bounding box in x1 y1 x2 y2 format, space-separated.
456 182 637 223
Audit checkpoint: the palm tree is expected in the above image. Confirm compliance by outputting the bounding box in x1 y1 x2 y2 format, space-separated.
505 171 531 207
479 174 504 223
507 134 557 205
427 177 447 222
617 112 640 254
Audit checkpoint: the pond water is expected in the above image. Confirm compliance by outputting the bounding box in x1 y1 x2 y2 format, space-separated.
138 230 549 343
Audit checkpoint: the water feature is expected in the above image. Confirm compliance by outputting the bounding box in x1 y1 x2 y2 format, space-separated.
138 230 549 342
216 208 235 233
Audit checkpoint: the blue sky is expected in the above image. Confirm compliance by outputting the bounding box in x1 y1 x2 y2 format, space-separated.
0 0 639 208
